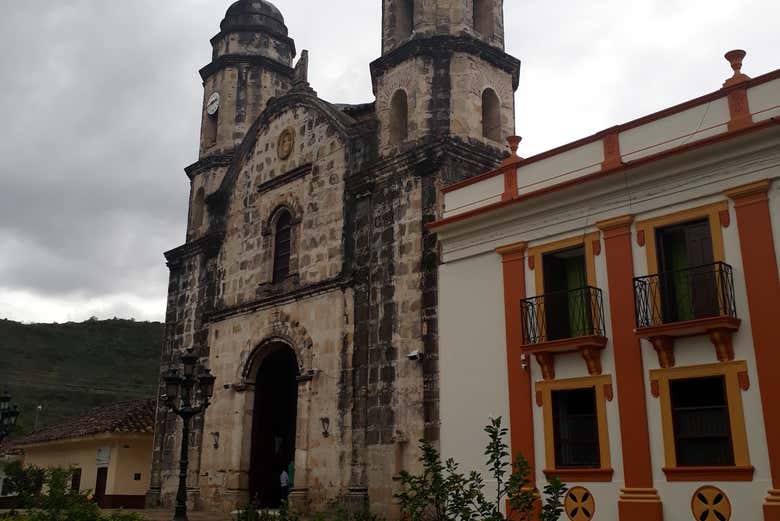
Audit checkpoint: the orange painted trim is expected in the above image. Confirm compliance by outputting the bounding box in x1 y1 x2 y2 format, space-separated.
725 179 771 201
602 131 622 170
727 88 753 131
635 316 741 339
440 68 780 196
597 215 658 495
544 467 614 483
497 242 536 485
727 180 780 494
502 167 519 201
522 336 608 354
429 117 780 231
663 465 755 482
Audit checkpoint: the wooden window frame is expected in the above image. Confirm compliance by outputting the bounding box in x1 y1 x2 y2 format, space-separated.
527 233 600 298
635 202 728 275
536 375 614 482
273 211 293 283
650 360 754 481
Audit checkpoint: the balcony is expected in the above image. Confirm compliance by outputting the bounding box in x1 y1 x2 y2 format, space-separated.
634 262 741 367
520 286 608 380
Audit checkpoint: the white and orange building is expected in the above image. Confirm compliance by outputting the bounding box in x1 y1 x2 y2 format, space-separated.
432 51 780 520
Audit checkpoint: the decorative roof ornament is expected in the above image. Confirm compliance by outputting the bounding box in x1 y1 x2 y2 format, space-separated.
723 49 751 87
502 135 523 166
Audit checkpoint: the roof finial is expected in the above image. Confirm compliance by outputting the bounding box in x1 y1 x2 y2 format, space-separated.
507 136 522 156
723 49 750 87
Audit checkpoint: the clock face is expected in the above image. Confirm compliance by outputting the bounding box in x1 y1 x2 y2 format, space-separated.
207 92 221 116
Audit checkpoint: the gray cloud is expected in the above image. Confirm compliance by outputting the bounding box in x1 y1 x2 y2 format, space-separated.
0 0 777 322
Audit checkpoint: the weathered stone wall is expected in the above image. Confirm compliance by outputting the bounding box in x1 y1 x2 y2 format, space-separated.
450 52 515 145
382 0 505 54
215 32 295 65
153 0 520 515
200 67 292 157
198 290 354 512
375 57 434 154
216 105 348 309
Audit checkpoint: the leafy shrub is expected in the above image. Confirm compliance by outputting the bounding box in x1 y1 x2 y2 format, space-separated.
396 417 567 521
0 464 149 521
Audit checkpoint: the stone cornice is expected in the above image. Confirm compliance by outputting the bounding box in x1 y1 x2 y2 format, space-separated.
206 276 349 323
164 231 225 268
209 26 296 57
370 35 522 92
257 163 313 194
185 154 234 180
200 54 295 82
347 137 505 194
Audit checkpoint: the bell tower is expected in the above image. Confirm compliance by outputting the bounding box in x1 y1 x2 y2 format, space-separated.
186 0 296 241
372 0 519 155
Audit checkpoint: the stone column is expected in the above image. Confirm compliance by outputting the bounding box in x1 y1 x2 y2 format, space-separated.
726 181 780 521
596 216 663 521
290 375 313 515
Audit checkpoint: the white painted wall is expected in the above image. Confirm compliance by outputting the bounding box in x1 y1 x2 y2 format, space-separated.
515 141 603 196
748 77 780 122
444 175 504 218
770 179 780 279
619 98 730 162
439 253 510 481
628 195 770 521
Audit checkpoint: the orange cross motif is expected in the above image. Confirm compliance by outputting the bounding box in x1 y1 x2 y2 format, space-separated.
564 486 596 521
692 486 731 521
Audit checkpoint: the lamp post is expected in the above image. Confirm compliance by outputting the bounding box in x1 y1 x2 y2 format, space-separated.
163 352 216 521
0 390 20 443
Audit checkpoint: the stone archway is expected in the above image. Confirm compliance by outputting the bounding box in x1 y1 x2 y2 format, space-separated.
247 342 299 508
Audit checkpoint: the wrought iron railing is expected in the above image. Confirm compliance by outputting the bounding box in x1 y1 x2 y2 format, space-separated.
633 261 737 329
520 286 606 345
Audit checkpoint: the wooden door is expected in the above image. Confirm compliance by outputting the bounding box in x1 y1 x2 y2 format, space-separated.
94 467 108 507
657 220 716 322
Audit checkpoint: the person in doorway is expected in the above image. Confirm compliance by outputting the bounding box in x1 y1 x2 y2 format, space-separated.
280 467 290 503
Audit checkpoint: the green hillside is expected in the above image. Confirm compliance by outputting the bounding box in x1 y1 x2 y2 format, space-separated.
0 317 164 437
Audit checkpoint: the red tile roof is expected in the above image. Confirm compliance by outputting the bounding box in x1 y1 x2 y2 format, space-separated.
16 399 156 446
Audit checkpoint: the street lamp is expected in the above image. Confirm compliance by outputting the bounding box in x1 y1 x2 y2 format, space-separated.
163 352 216 521
0 390 20 443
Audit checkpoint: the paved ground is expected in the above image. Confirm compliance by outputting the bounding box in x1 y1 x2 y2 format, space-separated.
115 510 233 521
1 510 233 521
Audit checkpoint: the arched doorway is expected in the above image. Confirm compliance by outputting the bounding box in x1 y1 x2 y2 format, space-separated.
249 344 299 508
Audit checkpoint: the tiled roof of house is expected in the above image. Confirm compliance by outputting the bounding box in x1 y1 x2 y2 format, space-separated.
16 398 156 446
0 439 22 456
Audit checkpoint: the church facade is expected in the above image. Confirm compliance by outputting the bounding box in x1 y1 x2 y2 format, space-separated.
148 0 520 514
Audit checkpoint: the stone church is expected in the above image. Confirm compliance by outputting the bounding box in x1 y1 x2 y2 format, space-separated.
148 0 520 514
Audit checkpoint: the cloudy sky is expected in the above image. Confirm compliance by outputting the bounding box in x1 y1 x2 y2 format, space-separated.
0 0 777 324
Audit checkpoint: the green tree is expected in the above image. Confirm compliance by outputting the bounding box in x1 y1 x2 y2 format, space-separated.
396 417 567 521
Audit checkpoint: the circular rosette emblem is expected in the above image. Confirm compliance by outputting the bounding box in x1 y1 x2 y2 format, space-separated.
564 486 595 521
692 486 731 521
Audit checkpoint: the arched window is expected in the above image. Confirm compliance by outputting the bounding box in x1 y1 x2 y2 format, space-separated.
396 0 414 40
192 187 205 228
473 0 494 39
390 90 409 145
482 88 501 142
273 211 293 283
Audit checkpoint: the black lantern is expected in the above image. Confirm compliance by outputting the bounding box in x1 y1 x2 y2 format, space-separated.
0 390 20 443
163 352 216 521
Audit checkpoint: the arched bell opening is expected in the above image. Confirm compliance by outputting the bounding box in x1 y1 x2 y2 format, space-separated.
247 343 299 508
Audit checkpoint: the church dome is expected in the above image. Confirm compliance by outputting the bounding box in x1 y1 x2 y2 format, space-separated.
221 0 288 35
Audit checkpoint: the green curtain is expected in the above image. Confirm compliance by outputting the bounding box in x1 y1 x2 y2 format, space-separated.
565 257 588 336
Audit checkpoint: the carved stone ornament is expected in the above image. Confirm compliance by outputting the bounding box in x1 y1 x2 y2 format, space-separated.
278 128 295 160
